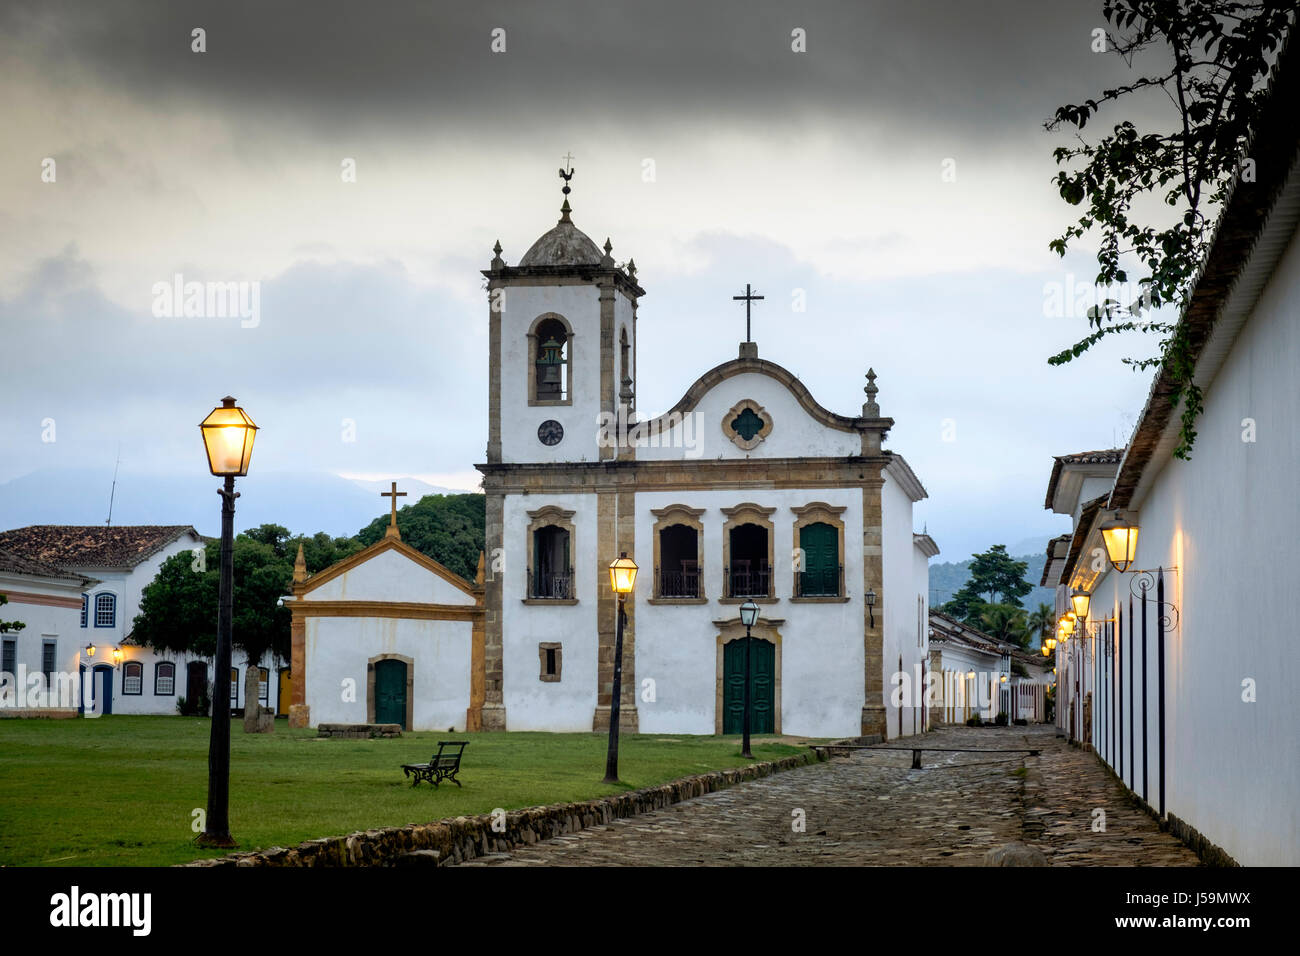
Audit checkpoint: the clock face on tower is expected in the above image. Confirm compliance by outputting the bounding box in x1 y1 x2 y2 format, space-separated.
537 419 564 446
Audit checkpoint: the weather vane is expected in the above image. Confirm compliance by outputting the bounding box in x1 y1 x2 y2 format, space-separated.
559 153 575 196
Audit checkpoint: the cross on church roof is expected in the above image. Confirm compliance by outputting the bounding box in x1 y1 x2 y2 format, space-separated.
732 283 764 343
381 481 407 539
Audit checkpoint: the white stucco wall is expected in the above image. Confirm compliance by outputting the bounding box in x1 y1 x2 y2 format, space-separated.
881 470 928 738
1084 221 1300 866
302 547 476 606
501 492 600 731
634 371 861 461
305 616 472 731
631 487 864 738
500 284 634 465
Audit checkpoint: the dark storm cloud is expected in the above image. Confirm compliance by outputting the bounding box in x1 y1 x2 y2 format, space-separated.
2 0 1119 140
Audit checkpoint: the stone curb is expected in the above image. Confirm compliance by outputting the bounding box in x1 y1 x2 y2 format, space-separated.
178 749 824 868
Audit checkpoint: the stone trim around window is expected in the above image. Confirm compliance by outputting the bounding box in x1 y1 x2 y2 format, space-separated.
525 505 577 603
790 502 849 602
526 312 575 407
538 642 562 682
721 399 773 451
720 502 776 600
650 504 706 601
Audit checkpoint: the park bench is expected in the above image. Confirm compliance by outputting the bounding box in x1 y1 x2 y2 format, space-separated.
401 741 468 788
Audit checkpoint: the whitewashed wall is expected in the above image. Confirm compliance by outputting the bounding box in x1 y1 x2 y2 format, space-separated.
305 616 472 731
1084 224 1300 866
634 371 861 461
500 284 629 465
501 491 599 731
632 487 864 738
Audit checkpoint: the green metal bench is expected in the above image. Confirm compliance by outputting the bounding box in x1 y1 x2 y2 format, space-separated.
401 740 468 788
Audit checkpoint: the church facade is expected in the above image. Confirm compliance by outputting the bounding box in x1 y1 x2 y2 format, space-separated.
475 182 938 740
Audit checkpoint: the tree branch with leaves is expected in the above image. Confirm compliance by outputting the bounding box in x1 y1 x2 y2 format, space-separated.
1046 0 1293 458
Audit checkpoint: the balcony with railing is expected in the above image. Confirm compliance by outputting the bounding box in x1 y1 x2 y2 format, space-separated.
527 567 575 601
654 565 701 600
794 564 844 599
725 564 771 599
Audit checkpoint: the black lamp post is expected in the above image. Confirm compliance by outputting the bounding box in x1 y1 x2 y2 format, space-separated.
738 600 760 758
865 587 877 628
603 552 638 783
197 396 257 848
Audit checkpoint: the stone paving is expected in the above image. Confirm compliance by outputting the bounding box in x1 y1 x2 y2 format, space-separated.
458 724 1201 866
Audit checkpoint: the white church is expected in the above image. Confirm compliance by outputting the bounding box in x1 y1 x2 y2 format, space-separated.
289 175 938 740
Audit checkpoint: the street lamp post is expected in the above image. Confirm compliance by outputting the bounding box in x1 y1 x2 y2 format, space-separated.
197 396 257 848
738 600 760 758
604 552 638 784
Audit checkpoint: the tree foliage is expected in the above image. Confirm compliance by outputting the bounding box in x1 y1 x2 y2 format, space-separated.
0 593 26 635
943 545 1034 620
132 496 487 661
358 494 486 582
1046 0 1293 458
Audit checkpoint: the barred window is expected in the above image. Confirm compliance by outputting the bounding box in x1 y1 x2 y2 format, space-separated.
94 593 116 628
42 641 57 682
2 639 15 677
257 667 269 703
81 594 88 628
155 662 175 696
230 668 239 702
123 661 143 695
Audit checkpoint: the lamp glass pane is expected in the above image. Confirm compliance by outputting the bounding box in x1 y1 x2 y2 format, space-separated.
1101 525 1139 572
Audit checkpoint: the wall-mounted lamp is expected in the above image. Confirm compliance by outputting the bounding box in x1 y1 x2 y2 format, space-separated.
1099 510 1140 573
1070 589 1091 620
84 643 96 658
865 588 877 628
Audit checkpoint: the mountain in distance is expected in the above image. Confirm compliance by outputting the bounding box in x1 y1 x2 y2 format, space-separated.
0 468 476 540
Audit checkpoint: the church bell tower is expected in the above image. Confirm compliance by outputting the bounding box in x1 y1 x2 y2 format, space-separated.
482 166 645 466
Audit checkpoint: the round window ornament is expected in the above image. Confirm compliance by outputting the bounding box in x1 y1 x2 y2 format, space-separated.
537 420 564 446
722 399 773 451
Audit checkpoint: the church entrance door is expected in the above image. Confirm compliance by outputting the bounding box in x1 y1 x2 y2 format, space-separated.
277 667 291 717
722 638 774 734
374 659 408 729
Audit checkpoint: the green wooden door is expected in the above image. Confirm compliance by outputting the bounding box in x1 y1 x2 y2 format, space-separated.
799 522 838 596
374 659 407 729
722 638 775 734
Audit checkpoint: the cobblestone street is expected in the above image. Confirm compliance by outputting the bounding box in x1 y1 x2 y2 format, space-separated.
459 724 1201 866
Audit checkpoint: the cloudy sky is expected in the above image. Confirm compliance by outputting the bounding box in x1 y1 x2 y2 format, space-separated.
0 0 1177 557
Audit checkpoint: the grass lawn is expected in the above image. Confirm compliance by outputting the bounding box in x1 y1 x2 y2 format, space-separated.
0 716 813 866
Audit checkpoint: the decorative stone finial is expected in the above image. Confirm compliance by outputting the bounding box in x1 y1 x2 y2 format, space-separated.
293 543 307 584
559 197 572 223
600 238 614 267
620 372 634 406
626 257 636 277
491 239 504 269
558 159 575 222
863 367 880 417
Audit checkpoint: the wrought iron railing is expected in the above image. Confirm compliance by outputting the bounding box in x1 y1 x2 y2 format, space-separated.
725 565 771 599
527 567 574 600
655 567 701 599
795 565 844 598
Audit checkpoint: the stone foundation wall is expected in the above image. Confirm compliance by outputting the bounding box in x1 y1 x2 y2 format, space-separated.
181 750 821 867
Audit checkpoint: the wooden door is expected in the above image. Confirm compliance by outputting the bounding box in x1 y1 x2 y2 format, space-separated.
374 659 407 729
799 522 838 595
277 668 291 717
722 638 774 734
93 664 113 715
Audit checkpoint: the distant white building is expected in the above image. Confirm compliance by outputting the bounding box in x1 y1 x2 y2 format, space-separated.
0 525 287 717
1040 42 1300 866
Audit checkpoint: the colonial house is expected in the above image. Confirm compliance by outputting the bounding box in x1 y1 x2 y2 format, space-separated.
1040 38 1300 866
0 525 285 718
925 609 1044 725
289 177 939 739
0 548 96 716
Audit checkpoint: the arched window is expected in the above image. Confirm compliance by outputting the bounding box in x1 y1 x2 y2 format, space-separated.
650 505 706 601
791 503 847 600
123 661 143 695
528 314 572 405
94 593 116 628
526 506 577 602
155 662 175 696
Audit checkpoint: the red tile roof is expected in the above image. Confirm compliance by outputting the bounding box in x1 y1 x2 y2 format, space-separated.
1043 448 1125 510
0 525 200 570
0 547 94 585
